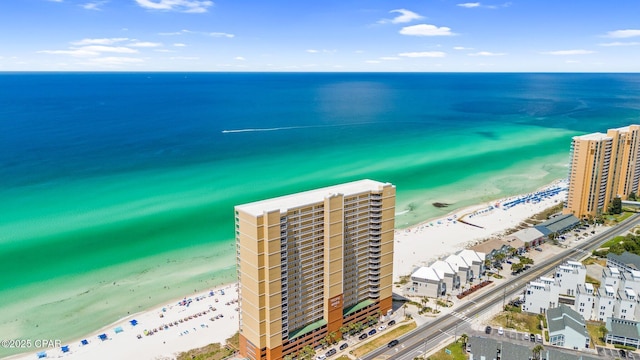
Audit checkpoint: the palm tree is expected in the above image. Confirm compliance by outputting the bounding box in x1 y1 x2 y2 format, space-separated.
339 326 348 339
459 333 469 346
403 303 408 317
532 344 544 360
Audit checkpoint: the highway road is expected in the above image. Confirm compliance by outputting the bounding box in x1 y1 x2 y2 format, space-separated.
362 214 640 360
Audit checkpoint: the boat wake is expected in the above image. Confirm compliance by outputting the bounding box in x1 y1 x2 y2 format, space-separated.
221 122 381 134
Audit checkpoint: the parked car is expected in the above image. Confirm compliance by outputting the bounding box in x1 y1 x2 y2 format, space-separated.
535 334 542 343
316 355 326 360
339 343 348 351
378 325 386 331
325 349 337 357
388 320 396 326
485 326 492 334
620 349 627 358
359 333 368 340
387 340 399 348
529 333 536 342
498 327 504 335
535 247 543 252
368 329 377 336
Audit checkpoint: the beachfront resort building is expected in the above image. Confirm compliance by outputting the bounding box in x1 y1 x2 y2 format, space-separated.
234 180 395 360
564 125 640 219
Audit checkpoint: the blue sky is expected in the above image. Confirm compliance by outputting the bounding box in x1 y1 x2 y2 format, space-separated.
1 0 639 71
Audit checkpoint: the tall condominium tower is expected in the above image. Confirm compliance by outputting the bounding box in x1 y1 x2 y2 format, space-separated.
607 125 640 199
564 133 613 218
564 124 640 218
235 180 395 360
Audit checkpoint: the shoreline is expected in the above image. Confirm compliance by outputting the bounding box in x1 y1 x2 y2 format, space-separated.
7 178 569 359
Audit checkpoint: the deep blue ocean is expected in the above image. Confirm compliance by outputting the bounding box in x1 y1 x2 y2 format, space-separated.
1 72 640 355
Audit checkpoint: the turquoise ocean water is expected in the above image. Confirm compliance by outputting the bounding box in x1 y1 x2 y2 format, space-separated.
1 73 640 356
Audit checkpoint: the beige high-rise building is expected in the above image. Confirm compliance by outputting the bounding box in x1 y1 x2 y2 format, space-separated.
235 180 395 360
564 133 613 218
607 125 640 199
564 124 640 218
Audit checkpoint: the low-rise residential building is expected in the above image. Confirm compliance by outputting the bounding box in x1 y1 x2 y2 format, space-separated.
616 287 638 320
547 305 590 350
469 238 511 262
602 267 623 293
595 285 617 322
457 249 485 281
444 254 471 285
523 277 560 314
575 283 597 321
431 260 460 294
608 252 640 273
407 267 445 298
555 261 586 296
606 317 640 349
621 269 640 294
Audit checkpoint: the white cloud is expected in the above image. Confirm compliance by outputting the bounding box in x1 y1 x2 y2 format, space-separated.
154 49 174 53
457 2 511 9
604 29 640 38
543 49 594 55
72 38 129 45
80 45 138 54
173 43 187 47
379 9 423 24
129 42 163 47
598 41 640 47
380 57 400 60
468 51 506 56
235 56 245 61
89 57 144 65
82 1 108 10
453 46 473 50
170 56 199 60
306 49 319 53
366 60 381 64
135 0 213 13
400 24 454 36
457 2 481 8
209 32 234 38
38 49 99 57
46 0 63 2
398 51 446 58
565 60 580 64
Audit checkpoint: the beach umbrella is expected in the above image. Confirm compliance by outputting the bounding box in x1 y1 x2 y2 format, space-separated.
98 333 108 341
80 339 88 346
37 351 47 358
130 319 138 326
114 326 123 334
61 346 70 353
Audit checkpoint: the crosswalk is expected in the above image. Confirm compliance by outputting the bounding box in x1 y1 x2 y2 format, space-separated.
450 311 473 324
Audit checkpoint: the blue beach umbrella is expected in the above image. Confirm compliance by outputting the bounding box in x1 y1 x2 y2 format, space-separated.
61 345 70 353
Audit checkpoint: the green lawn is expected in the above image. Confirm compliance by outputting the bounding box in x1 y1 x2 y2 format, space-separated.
492 311 542 334
426 341 466 360
586 321 606 347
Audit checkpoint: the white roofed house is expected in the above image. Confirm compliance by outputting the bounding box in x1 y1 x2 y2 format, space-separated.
603 267 623 293
407 267 445 298
457 249 486 281
621 269 640 295
523 277 560 314
445 254 471 285
616 287 638 320
554 261 586 296
575 283 597 321
595 285 617 322
431 260 460 294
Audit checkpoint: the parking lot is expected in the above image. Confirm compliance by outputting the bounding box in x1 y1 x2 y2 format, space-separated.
598 346 636 359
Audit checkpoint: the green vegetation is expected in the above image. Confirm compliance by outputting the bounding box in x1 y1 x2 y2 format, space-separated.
586 321 607 346
421 340 467 360
594 231 640 257
492 311 542 333
177 332 239 360
609 197 623 214
533 203 564 221
351 321 417 357
585 275 601 288
582 256 607 267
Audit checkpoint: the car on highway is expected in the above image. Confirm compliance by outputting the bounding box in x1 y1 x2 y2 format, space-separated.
388 320 396 326
387 340 399 348
485 326 492 334
378 325 386 331
325 349 337 357
339 343 348 351
359 333 368 340
316 355 326 360
368 329 377 336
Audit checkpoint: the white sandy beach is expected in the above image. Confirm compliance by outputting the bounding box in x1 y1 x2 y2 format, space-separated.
10 180 569 360
7 284 240 360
